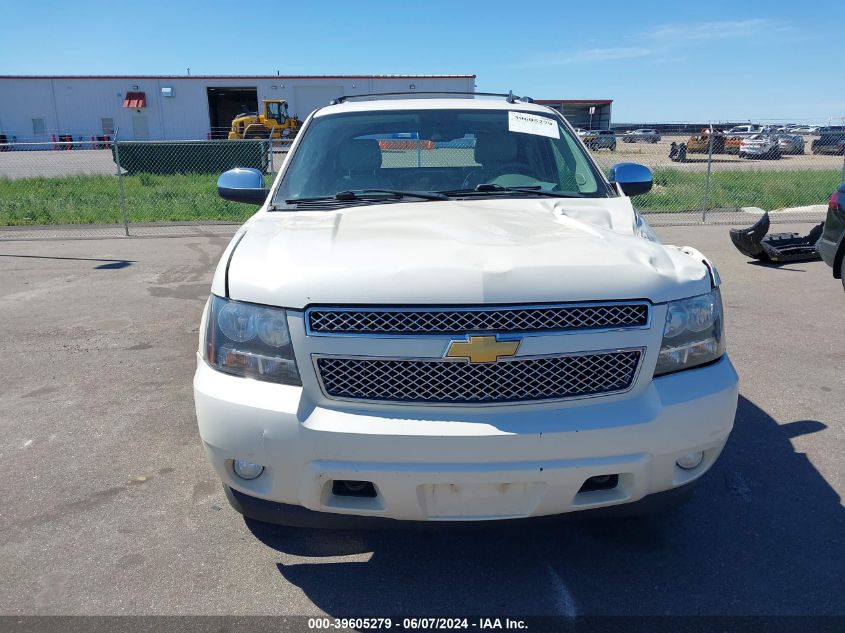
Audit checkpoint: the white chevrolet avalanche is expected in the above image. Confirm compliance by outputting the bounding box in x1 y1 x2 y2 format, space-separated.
193 94 738 527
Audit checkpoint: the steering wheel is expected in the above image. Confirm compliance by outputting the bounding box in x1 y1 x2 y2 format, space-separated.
461 163 527 190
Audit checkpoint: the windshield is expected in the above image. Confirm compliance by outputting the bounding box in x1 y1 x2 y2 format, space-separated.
272 108 608 207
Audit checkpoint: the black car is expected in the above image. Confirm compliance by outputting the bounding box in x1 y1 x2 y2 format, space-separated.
818 182 845 290
811 132 845 155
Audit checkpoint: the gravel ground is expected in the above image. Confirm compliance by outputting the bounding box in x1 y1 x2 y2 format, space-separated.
0 149 119 179
0 224 842 623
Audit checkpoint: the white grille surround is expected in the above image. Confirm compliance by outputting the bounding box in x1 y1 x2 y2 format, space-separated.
314 348 645 406
306 302 650 336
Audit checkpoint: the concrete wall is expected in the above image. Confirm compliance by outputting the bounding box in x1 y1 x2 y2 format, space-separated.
0 75 476 141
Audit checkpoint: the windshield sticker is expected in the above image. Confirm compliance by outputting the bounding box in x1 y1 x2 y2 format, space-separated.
508 112 560 139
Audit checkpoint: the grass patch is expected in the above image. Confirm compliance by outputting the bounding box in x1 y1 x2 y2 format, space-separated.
0 169 840 226
637 168 842 212
0 173 270 226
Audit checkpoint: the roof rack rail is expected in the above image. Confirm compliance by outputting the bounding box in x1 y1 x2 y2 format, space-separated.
329 90 534 105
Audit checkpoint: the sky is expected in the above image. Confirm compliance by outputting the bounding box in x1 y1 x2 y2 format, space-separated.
2 0 844 123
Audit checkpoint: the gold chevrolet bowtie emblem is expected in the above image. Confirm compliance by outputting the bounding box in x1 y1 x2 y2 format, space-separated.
445 335 520 364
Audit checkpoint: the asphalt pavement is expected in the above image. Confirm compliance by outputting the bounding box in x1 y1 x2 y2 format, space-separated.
0 224 842 620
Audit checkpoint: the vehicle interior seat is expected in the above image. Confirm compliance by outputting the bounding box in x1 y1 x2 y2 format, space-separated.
467 133 523 186
332 138 391 192
465 132 579 191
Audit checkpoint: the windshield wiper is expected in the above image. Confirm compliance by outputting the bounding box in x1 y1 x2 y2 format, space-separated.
282 189 448 206
439 184 584 198
353 189 449 200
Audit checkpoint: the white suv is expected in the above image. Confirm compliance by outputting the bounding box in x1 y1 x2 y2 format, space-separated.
194 94 738 527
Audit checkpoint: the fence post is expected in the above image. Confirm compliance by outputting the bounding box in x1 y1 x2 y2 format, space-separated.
267 133 274 174
702 121 714 223
113 137 130 237
841 148 845 184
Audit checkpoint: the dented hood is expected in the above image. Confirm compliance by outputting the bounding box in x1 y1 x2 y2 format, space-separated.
224 198 712 308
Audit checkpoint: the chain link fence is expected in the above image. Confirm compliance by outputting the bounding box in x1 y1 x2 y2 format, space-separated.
590 125 845 226
0 138 279 238
1 124 842 239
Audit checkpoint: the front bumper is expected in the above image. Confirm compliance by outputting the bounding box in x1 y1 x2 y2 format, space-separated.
224 480 699 528
812 146 845 155
740 147 771 156
194 356 738 523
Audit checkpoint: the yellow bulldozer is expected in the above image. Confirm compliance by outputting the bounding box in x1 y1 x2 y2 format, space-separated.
228 99 301 140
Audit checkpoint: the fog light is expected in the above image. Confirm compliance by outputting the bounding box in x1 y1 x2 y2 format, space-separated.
676 451 704 470
233 459 264 480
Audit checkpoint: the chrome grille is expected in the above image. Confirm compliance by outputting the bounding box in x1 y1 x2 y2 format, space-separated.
307 303 649 335
316 350 642 404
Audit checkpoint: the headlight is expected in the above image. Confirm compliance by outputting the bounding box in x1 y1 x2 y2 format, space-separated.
654 288 725 377
203 295 301 385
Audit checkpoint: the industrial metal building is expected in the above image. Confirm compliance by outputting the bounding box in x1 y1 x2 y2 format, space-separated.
0 75 476 142
535 99 613 130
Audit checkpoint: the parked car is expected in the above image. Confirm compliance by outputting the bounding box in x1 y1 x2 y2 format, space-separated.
724 136 744 154
813 126 844 134
580 129 617 151
777 133 805 155
196 94 738 527
686 129 726 153
724 124 762 137
739 134 781 159
623 129 661 143
811 132 845 155
789 125 819 134
818 183 845 290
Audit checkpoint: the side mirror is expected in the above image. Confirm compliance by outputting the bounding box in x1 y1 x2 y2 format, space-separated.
217 168 269 205
608 162 653 197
